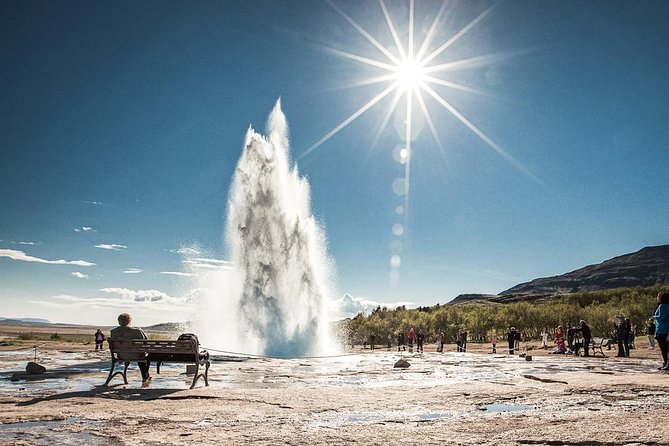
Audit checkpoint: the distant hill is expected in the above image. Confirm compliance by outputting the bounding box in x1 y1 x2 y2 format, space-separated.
0 317 52 324
451 244 669 304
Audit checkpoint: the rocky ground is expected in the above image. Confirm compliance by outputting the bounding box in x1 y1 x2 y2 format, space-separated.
1 338 668 446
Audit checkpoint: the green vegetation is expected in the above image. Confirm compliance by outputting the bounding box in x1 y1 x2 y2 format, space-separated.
345 286 662 344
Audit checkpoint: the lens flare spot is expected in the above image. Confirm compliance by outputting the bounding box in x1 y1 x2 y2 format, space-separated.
390 255 401 268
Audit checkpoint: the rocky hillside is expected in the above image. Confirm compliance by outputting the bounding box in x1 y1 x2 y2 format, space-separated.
451 244 669 304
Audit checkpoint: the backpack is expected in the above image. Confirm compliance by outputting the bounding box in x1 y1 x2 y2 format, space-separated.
177 333 199 344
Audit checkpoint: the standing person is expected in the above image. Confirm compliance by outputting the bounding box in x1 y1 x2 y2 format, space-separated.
407 328 416 353
647 318 656 350
462 328 468 353
653 291 669 370
398 331 406 352
387 333 392 350
507 327 516 355
370 333 376 350
616 318 631 357
94 329 106 351
541 330 549 349
417 329 425 353
566 323 576 353
491 332 497 354
437 330 445 353
576 320 592 357
110 313 151 385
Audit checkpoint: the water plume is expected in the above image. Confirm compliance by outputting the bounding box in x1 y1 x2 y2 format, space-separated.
197 100 335 357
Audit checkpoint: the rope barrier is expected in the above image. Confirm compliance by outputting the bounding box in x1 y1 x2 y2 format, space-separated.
200 346 368 360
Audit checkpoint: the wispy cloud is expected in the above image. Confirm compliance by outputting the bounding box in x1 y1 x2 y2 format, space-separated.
182 258 235 270
74 226 95 233
336 293 416 319
167 247 202 256
84 201 103 206
160 271 197 277
100 287 172 302
0 249 96 267
71 271 89 279
95 244 128 251
19 241 38 245
123 268 142 274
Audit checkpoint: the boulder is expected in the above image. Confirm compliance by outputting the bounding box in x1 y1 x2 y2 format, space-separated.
393 359 410 369
26 362 46 374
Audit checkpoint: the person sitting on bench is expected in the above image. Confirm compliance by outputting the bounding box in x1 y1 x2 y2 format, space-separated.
110 313 151 385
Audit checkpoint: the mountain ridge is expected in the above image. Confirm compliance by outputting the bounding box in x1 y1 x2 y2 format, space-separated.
451 244 669 304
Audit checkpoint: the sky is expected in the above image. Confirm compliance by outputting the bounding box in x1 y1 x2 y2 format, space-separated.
1 0 668 326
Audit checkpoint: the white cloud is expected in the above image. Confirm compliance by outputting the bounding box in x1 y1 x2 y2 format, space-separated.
100 287 171 302
0 249 96 267
74 226 95 232
71 271 89 279
123 268 143 274
84 201 103 206
95 244 127 251
182 258 236 270
335 293 416 319
160 271 197 277
19 241 37 245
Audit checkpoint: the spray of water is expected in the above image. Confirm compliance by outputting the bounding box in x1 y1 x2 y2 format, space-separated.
194 100 336 357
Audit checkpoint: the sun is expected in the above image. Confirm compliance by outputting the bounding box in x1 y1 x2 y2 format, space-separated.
394 57 426 92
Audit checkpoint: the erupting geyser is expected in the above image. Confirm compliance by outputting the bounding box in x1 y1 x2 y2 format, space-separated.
199 100 335 357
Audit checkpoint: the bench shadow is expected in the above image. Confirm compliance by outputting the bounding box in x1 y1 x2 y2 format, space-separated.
16 384 190 406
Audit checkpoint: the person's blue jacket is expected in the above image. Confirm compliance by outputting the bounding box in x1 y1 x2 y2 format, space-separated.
653 303 669 334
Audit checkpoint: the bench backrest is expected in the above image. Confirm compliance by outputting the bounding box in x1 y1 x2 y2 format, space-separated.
109 339 199 355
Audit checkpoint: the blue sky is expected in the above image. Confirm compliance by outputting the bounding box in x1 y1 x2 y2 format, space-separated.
1 0 668 326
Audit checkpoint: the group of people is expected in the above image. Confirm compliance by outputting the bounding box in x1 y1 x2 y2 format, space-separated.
393 328 426 353
550 320 592 356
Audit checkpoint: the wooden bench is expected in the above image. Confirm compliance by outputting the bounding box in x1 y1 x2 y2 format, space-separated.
105 339 210 389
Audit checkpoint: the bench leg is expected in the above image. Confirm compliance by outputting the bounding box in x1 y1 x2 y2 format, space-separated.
156 361 162 375
189 362 200 389
104 360 130 386
189 360 210 389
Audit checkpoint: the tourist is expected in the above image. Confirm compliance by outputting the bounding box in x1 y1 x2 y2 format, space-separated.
616 318 631 357
554 325 566 354
94 329 106 351
462 328 468 353
647 318 656 350
491 332 497 354
576 320 592 357
397 331 406 352
110 313 151 385
387 333 392 350
437 330 445 353
653 291 669 371
507 327 516 355
407 328 415 353
417 329 425 353
514 329 521 353
370 333 376 350
541 330 549 349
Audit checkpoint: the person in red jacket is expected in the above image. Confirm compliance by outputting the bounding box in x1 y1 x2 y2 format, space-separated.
407 328 416 353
